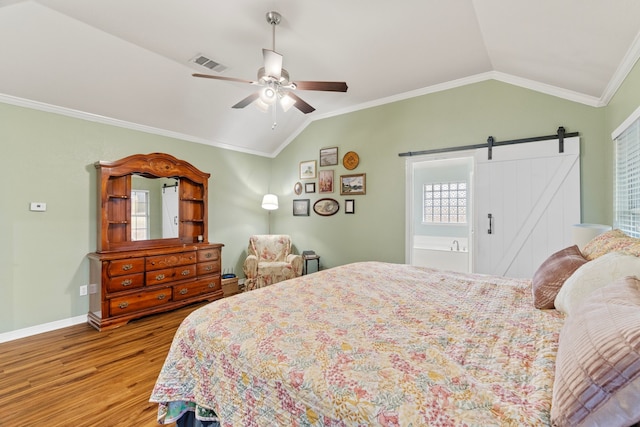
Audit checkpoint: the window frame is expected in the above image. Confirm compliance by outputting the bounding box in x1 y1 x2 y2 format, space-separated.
613 106 640 238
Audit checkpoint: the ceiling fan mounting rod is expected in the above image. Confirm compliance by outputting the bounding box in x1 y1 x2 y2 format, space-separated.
266 11 281 52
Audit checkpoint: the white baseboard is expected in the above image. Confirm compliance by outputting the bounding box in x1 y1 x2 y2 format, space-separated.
0 314 88 344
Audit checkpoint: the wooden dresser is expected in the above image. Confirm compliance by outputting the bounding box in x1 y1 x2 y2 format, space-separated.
88 153 224 330
88 243 222 330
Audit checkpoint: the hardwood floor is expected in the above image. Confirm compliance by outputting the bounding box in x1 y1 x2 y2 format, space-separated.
0 302 208 426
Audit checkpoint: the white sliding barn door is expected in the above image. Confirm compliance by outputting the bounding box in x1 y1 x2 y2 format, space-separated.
474 137 580 278
162 184 179 238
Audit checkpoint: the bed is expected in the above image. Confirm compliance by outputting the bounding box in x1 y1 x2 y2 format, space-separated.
151 232 640 427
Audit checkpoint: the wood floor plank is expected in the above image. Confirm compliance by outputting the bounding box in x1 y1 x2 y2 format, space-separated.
0 302 208 426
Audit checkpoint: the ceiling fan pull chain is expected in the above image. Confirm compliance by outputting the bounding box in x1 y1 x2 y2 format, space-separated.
272 101 278 130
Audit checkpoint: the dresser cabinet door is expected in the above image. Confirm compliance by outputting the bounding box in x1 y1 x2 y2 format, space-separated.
107 258 145 277
173 276 221 301
197 247 220 263
106 273 145 293
109 287 171 316
146 265 196 286
197 262 220 276
146 251 196 270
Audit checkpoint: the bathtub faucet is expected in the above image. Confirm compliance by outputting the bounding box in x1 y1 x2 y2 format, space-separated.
452 240 459 251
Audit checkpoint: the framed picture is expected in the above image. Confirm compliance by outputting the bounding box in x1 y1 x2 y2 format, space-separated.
340 173 366 195
345 199 355 214
313 198 340 216
305 182 316 193
299 160 317 179
293 199 310 216
294 182 303 195
319 170 334 193
319 147 338 166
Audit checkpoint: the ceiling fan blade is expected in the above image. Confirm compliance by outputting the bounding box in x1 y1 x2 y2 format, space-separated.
193 73 255 85
286 92 316 114
263 49 282 79
293 81 348 92
232 92 260 109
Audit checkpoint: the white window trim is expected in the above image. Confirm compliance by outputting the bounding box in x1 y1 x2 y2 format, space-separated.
613 106 640 238
612 104 640 140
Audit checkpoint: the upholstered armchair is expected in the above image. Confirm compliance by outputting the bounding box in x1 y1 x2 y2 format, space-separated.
243 235 303 291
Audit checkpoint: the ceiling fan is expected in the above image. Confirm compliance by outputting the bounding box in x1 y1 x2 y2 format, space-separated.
193 11 348 118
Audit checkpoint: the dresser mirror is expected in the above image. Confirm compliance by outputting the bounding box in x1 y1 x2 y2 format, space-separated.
95 152 210 252
131 176 179 240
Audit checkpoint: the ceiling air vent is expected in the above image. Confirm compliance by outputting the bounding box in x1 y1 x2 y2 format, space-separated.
190 54 227 73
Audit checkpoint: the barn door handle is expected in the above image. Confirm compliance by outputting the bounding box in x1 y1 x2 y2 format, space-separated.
488 213 493 234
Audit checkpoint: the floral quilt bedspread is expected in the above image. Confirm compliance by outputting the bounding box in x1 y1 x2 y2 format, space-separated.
150 261 564 426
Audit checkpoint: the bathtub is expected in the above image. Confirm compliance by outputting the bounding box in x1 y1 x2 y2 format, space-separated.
411 235 470 273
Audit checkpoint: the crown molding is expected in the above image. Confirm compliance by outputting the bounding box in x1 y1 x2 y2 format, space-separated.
601 29 640 106
0 93 273 157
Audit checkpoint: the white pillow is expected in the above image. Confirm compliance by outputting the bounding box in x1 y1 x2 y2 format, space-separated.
554 251 640 315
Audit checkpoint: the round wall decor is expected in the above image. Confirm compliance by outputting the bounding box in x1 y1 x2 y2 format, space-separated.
294 182 303 195
343 151 359 170
313 198 340 216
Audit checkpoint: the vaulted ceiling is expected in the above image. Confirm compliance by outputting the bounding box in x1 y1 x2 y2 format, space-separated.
1 0 639 157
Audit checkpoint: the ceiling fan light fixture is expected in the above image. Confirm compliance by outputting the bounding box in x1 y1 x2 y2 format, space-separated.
253 97 270 112
279 93 296 112
192 10 347 121
260 86 276 104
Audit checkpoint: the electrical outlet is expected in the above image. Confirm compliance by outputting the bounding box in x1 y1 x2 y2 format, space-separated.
79 285 88 296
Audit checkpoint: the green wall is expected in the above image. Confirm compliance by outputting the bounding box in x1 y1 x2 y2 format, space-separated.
606 60 640 139
2 65 640 335
270 79 612 269
0 104 270 333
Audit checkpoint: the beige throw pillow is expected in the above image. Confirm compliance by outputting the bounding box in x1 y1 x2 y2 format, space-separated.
554 251 640 315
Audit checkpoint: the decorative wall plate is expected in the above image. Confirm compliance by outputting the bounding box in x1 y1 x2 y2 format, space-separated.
343 151 359 170
294 182 303 195
313 198 340 216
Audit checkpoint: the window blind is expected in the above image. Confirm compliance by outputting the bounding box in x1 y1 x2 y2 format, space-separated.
614 118 640 238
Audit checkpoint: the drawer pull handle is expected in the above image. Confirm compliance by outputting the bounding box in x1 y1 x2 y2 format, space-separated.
205 253 212 258
179 288 188 295
181 269 191 276
155 274 165 281
158 293 166 300
122 264 133 271
208 282 216 288
121 279 132 287
204 265 213 271
119 301 129 309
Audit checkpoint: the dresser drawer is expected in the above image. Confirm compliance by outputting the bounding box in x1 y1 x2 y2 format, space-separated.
173 276 221 301
109 287 170 316
197 247 220 263
197 261 221 276
146 251 196 271
146 265 196 286
107 258 145 277
105 273 144 293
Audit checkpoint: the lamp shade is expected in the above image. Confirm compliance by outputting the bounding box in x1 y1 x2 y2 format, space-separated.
572 223 611 250
261 194 279 210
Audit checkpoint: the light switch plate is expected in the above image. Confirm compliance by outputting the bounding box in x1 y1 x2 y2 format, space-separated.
30 202 46 212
